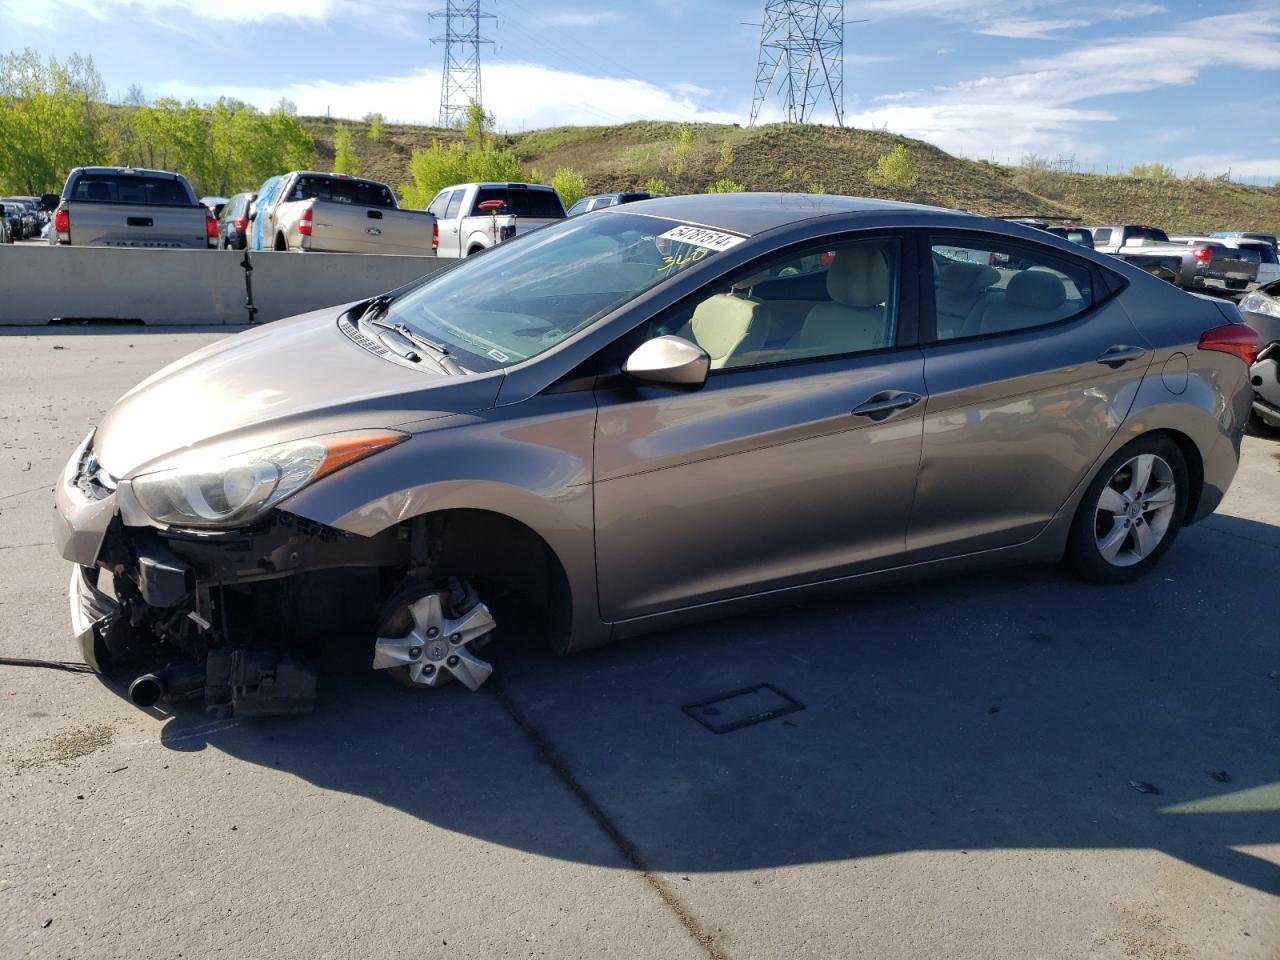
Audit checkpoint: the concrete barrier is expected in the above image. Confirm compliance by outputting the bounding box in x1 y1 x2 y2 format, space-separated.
0 245 453 325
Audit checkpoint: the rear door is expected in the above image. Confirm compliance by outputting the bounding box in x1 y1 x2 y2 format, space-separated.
907 231 1151 560
594 232 927 621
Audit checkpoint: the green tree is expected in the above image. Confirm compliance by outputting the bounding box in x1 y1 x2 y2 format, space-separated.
0 48 108 194
707 177 745 193
715 139 734 175
333 122 360 175
865 144 917 191
1130 162 1175 180
365 112 384 142
400 137 527 207
551 167 587 208
464 101 495 141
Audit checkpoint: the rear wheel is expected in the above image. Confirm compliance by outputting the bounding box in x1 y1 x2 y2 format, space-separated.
1065 435 1188 583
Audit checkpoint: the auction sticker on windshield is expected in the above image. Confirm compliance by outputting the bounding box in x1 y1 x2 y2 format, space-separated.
658 224 747 252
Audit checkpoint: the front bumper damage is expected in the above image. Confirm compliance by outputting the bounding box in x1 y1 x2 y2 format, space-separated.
56 433 399 716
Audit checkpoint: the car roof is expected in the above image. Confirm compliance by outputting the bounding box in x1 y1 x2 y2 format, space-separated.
73 166 185 179
606 192 967 236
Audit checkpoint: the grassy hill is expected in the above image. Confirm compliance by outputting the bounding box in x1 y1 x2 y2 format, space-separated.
300 116 1280 235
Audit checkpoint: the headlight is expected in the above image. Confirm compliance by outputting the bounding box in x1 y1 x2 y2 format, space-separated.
1240 293 1280 318
131 430 407 528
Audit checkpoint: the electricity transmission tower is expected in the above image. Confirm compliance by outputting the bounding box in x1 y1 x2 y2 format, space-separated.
749 1 848 127
430 1 495 129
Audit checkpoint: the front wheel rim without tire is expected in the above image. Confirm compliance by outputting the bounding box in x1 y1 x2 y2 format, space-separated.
1093 453 1177 567
372 589 496 690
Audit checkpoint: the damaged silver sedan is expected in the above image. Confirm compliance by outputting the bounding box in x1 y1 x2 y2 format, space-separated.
54 194 1258 716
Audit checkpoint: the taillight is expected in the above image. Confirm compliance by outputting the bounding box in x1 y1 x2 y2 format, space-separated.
1199 322 1261 366
432 220 439 250
298 206 313 236
205 212 218 239
234 215 249 232
54 205 70 243
1191 246 1213 264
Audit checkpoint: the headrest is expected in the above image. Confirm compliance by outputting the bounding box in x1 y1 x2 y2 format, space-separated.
1006 270 1066 310
826 246 889 308
939 262 1000 295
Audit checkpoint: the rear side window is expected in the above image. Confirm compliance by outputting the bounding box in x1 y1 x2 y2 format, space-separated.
472 187 564 218
443 189 465 219
70 174 193 206
1126 227 1169 244
930 236 1095 341
1092 227 1112 245
292 176 396 208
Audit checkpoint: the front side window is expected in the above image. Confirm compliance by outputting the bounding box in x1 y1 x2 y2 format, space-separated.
652 238 901 371
380 213 744 372
426 191 450 217
930 237 1094 340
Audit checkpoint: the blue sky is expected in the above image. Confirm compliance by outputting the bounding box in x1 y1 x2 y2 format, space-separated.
4 0 1279 181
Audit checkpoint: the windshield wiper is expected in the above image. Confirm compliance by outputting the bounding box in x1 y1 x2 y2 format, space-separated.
363 314 465 375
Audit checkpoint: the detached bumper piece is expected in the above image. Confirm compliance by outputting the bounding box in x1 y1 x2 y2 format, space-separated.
205 649 317 718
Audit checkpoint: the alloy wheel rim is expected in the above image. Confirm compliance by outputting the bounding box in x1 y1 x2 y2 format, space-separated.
1093 453 1177 567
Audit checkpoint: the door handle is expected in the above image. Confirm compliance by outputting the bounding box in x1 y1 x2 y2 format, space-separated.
1095 345 1147 368
851 391 922 421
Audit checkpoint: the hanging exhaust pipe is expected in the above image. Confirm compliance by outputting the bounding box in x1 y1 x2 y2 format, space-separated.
128 664 205 707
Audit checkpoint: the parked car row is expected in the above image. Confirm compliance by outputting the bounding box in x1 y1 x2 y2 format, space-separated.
0 196 47 240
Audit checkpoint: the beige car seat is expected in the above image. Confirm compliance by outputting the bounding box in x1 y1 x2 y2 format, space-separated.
936 262 1000 338
977 270 1072 335
686 293 772 370
797 246 893 355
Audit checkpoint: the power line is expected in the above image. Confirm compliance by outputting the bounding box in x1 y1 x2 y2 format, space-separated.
430 1 496 128
749 1 854 126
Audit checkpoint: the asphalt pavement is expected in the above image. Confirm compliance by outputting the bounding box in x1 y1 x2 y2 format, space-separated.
1 326 1276 959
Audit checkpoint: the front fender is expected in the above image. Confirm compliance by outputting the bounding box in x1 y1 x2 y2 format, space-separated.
283 396 605 650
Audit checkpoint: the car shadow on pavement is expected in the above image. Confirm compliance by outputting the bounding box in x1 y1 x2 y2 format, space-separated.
155 516 1280 896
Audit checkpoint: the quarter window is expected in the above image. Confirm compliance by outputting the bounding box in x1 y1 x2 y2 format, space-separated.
929 237 1094 340
654 238 901 371
1092 228 1112 245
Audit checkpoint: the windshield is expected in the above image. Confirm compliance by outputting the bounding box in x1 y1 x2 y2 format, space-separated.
381 212 744 372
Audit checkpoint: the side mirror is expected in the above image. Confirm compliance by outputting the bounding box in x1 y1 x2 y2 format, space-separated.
40 193 59 212
623 335 710 388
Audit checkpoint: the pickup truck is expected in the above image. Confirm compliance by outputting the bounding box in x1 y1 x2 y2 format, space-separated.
1088 224 1258 293
251 171 437 256
426 182 565 258
49 166 215 249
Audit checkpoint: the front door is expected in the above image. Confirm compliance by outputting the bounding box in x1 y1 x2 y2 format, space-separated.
593 234 927 621
906 231 1152 559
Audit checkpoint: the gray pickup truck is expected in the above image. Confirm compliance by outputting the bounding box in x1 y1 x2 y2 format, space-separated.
1089 224 1258 293
49 167 213 248
253 172 436 255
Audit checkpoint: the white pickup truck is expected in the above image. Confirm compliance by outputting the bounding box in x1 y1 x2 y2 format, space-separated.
426 182 566 258
251 171 437 256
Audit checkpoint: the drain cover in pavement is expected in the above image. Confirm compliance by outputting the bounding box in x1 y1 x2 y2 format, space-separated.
682 683 804 734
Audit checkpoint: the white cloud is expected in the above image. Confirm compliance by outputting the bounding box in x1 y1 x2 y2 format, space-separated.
541 9 622 28
977 18 1089 39
1 0 423 30
157 61 744 130
848 10 1280 158
1169 153 1280 181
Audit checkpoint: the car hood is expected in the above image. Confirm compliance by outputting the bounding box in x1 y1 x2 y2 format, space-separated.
95 307 503 478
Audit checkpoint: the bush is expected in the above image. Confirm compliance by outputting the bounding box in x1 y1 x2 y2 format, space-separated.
668 123 696 177
1130 163 1175 181
707 178 745 193
365 112 384 142
551 167 587 208
865 144 916 191
400 139 526 207
333 122 359 175
645 177 670 194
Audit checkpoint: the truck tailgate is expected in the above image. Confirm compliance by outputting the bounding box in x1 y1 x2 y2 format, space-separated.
70 202 208 248
310 202 435 255
1203 248 1258 291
